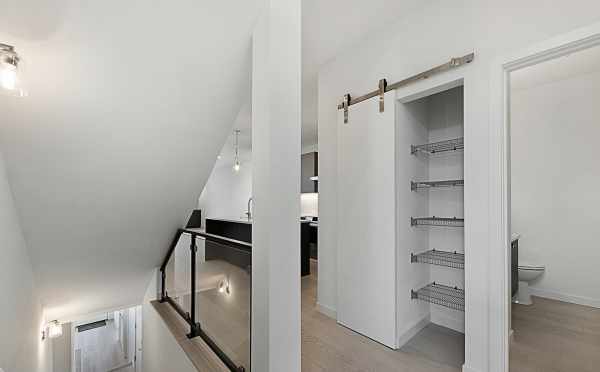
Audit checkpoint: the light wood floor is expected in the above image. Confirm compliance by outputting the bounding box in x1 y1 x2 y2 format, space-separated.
160 259 463 371
510 296 600 372
158 260 600 372
301 260 461 372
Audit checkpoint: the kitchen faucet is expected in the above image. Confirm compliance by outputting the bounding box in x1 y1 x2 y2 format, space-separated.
246 197 254 220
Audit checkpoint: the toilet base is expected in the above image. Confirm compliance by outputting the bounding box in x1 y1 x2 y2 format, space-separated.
513 281 533 305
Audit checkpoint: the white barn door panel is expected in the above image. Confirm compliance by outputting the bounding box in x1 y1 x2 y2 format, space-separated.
337 92 397 348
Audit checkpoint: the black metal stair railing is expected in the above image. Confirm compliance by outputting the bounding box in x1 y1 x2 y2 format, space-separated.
159 228 247 372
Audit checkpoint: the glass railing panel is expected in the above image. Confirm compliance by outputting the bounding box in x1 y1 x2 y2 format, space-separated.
194 237 251 371
164 232 193 320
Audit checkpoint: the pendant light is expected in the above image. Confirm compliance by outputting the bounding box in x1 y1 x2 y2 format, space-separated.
233 129 241 172
0 43 27 97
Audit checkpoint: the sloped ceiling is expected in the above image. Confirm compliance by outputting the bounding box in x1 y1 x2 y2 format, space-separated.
0 0 262 320
0 0 428 320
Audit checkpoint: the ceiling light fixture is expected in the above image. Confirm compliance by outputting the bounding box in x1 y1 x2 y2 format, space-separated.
0 43 26 97
233 129 241 173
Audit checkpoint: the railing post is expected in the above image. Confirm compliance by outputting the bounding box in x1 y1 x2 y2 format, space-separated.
160 269 166 302
188 233 200 338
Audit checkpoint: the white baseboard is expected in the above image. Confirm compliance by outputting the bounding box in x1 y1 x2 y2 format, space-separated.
430 311 465 334
397 314 430 348
462 365 482 372
316 302 337 319
529 287 600 309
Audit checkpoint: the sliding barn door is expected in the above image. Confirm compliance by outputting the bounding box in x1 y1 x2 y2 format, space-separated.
337 92 397 348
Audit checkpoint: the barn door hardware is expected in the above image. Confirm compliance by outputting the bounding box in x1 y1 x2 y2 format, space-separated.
337 52 475 123
378 79 387 113
342 94 351 124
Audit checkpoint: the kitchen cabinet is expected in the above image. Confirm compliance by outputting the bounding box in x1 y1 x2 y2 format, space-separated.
301 152 318 193
205 217 311 276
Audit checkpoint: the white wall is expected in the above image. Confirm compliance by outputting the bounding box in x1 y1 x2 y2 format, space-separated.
317 2 600 371
511 67 600 308
199 137 318 223
300 193 318 217
198 160 253 224
0 151 52 372
425 88 465 332
52 323 71 372
141 270 197 372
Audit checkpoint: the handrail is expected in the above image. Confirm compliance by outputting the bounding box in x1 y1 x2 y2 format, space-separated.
106 361 133 372
160 229 185 271
159 227 248 372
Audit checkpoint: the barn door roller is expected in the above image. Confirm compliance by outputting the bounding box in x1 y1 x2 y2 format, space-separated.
339 52 474 124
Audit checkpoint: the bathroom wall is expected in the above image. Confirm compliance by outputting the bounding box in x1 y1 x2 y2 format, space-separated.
511 56 600 308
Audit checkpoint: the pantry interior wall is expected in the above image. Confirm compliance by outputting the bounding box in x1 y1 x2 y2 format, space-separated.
397 86 465 338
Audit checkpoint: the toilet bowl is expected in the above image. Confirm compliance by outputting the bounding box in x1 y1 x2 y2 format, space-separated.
514 263 545 305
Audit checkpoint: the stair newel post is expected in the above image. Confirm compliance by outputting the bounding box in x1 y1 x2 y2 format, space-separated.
160 269 166 302
188 233 200 338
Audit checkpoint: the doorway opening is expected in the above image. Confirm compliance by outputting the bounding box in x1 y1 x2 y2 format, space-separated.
63 306 142 372
506 41 600 372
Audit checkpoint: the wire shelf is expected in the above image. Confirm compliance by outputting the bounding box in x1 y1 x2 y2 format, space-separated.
411 137 464 155
411 216 464 227
411 179 464 191
411 249 464 269
411 282 465 312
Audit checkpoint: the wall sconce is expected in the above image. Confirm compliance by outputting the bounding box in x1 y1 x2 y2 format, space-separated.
42 320 63 340
218 279 231 295
0 43 26 97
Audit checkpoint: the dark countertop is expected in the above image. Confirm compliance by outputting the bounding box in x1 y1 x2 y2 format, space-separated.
206 217 316 224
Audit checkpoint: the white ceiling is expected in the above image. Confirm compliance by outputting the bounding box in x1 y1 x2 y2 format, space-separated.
301 0 425 146
0 0 425 320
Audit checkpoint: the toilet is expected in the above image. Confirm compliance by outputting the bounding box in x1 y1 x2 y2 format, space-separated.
515 263 545 305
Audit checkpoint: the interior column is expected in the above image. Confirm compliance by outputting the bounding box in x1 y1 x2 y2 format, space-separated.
251 0 302 370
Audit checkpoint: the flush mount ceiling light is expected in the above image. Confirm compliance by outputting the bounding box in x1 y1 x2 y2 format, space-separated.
0 43 27 97
42 320 63 340
233 129 241 173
